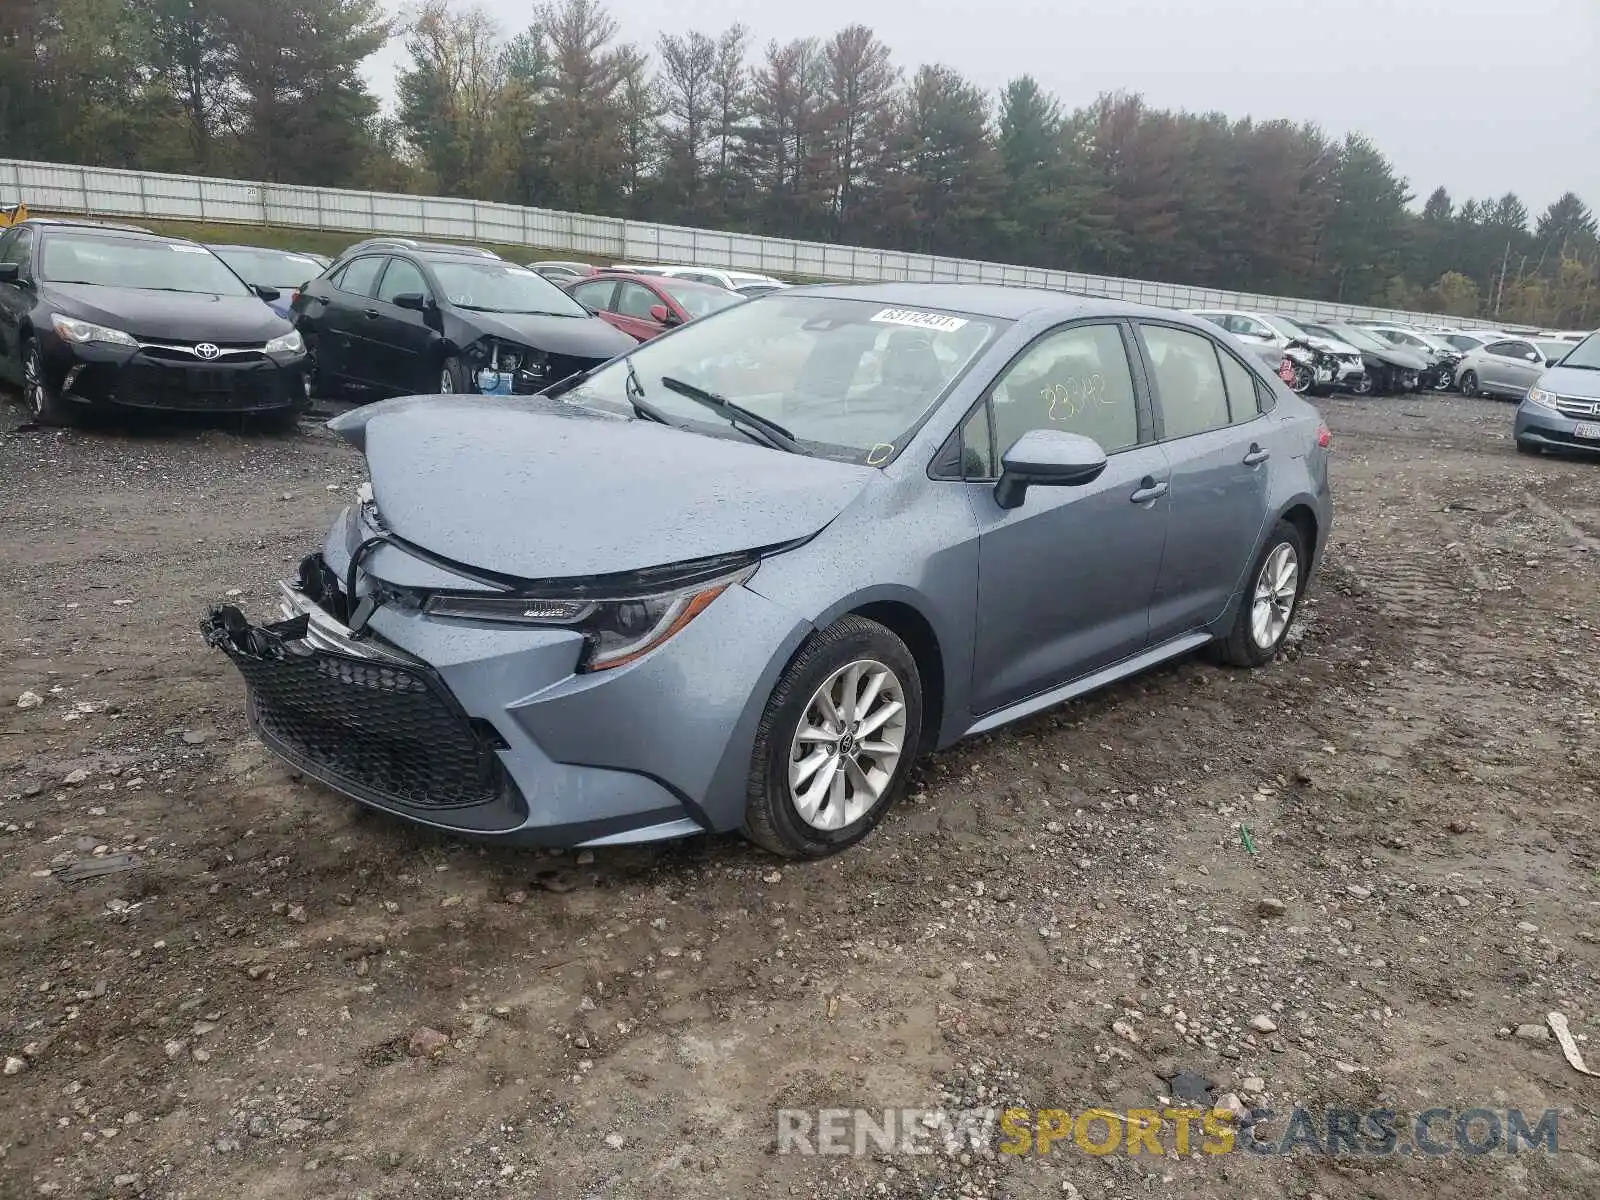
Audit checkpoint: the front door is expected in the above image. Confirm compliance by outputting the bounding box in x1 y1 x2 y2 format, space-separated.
1136 322 1274 640
965 320 1170 715
609 280 670 341
0 226 36 382
368 256 441 393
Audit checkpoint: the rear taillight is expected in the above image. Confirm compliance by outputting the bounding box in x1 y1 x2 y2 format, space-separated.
289 290 300 308
1317 424 1333 449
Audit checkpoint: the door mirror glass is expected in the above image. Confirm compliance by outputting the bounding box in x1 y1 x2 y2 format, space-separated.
391 292 427 313
649 303 682 326
0 262 19 283
994 428 1108 510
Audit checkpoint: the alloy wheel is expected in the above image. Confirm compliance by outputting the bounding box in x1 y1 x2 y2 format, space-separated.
1250 543 1299 651
22 345 46 417
1353 373 1373 396
1460 371 1478 396
439 367 455 394
787 659 907 832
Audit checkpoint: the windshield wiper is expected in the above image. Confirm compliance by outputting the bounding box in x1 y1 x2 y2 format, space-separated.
622 357 671 425
659 375 802 454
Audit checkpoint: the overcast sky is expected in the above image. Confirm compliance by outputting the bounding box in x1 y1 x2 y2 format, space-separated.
364 0 1598 216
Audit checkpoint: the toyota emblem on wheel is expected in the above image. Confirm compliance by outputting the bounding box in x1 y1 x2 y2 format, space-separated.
194 343 221 360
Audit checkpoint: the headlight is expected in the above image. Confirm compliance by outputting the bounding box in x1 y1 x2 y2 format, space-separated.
50 314 136 347
1526 387 1560 410
265 329 304 354
423 563 756 671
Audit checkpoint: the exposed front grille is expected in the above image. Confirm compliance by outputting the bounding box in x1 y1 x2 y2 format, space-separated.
515 353 607 394
1555 395 1600 418
116 359 296 410
209 614 514 812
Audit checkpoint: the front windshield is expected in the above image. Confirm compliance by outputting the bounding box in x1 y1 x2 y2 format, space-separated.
1555 333 1600 369
562 295 1008 463
1536 339 1574 362
1269 315 1313 340
659 278 743 319
213 247 325 290
39 233 254 295
431 260 589 317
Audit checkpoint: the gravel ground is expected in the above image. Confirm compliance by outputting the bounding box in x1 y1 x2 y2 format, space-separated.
0 391 1597 1200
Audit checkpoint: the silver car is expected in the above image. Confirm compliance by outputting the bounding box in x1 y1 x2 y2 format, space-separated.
203 285 1333 859
1458 336 1575 400
1187 308 1366 391
1516 332 1600 456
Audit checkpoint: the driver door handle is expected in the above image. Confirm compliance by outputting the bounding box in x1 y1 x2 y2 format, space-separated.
1243 444 1270 465
363 308 380 319
1130 478 1168 504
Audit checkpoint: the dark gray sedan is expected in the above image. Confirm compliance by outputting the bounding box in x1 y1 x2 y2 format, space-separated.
203 285 1333 859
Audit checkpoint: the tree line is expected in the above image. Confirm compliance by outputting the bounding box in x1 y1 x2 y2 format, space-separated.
2 0 1597 326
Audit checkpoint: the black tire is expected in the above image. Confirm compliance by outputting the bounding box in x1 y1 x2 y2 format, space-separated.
1288 363 1313 395
436 355 473 395
1217 519 1307 668
1516 440 1540 456
742 615 924 859
1459 370 1479 397
20 338 74 426
1352 373 1374 396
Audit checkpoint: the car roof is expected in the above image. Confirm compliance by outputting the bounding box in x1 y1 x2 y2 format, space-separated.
339 238 499 261
585 271 728 293
17 217 156 236
791 281 1169 323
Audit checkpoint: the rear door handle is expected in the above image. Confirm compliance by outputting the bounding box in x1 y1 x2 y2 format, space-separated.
1130 478 1168 504
1243 444 1270 465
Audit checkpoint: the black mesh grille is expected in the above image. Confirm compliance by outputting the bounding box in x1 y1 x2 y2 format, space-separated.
116 361 297 410
222 631 511 812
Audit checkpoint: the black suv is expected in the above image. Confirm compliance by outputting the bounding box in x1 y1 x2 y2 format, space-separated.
292 243 633 397
0 218 307 426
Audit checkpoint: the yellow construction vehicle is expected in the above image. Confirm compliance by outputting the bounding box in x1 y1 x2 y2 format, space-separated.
0 202 28 227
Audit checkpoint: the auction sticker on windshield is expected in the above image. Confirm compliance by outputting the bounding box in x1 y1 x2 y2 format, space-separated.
871 308 969 333
170 245 210 254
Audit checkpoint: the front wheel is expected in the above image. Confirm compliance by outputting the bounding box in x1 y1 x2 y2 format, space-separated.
1459 370 1479 397
21 339 73 425
436 356 473 394
742 616 923 859
1288 363 1314 395
1352 372 1375 396
1217 520 1307 668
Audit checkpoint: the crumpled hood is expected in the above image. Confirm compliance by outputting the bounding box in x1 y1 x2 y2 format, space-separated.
1360 344 1428 370
43 283 289 343
1306 336 1361 357
459 310 635 359
336 394 876 580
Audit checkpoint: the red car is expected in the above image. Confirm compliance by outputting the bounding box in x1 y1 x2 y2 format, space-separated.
562 271 744 342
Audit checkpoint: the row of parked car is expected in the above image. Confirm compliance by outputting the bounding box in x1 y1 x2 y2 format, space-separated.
1190 305 1592 403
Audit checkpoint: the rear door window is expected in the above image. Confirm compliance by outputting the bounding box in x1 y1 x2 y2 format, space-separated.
1141 325 1233 440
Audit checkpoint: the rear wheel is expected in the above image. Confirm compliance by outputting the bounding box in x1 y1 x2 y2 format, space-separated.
1218 520 1306 668
742 616 923 859
21 339 73 426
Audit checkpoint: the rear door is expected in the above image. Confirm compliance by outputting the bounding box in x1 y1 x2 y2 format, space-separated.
1136 322 1274 641
317 255 387 385
964 319 1171 714
367 256 441 394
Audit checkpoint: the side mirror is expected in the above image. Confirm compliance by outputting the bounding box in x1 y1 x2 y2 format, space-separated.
648 303 682 326
993 429 1108 510
253 284 281 302
1525 351 1539 362
392 292 428 313
0 263 18 284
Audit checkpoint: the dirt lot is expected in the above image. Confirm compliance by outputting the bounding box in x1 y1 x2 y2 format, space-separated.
1 390 1597 1200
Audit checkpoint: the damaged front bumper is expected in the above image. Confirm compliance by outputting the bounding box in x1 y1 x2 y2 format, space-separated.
202 542 810 847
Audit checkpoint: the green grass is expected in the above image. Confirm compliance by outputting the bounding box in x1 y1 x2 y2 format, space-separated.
34 211 574 264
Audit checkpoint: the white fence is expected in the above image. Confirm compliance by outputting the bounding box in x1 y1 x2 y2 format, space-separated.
1 158 1495 329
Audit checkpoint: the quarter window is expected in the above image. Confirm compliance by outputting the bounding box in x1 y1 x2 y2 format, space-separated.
1142 325 1232 439
1217 349 1263 424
